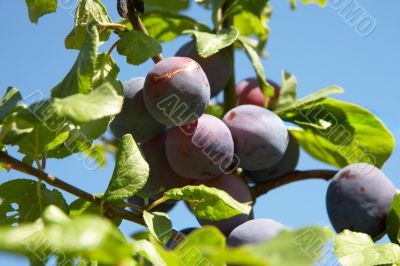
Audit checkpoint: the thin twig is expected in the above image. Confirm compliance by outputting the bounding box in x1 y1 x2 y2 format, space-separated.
0 151 146 226
101 23 128 33
250 170 337 198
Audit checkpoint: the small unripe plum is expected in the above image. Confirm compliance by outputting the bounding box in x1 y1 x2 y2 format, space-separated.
326 163 396 240
235 78 280 107
195 174 252 236
143 57 210 127
246 133 299 183
227 219 287 247
110 77 165 142
223 105 288 171
176 40 232 97
166 114 235 179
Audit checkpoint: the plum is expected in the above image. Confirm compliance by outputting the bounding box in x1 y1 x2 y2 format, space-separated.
195 174 252 236
141 132 195 200
176 40 232 97
246 133 299 183
127 132 194 214
166 114 235 179
110 77 165 142
235 78 280 108
227 219 287 247
326 163 396 240
223 105 288 171
143 57 210 127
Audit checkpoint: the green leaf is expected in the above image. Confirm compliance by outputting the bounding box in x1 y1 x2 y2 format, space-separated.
139 11 211 42
82 144 108 168
184 27 239 58
222 0 269 18
288 98 394 168
150 238 181 266
205 103 224 118
25 0 58 23
103 134 149 201
0 87 22 124
45 214 132 264
69 196 123 226
163 185 251 220
52 82 123 124
0 107 34 145
143 211 172 244
290 0 327 9
92 53 123 95
387 193 400 244
52 24 98 98
275 86 344 115
65 0 112 50
233 11 269 51
237 37 274 99
117 30 162 65
144 0 189 12
45 128 93 159
0 220 49 259
17 124 69 160
225 227 329 266
273 71 297 110
173 226 226 266
0 179 69 225
132 240 166 265
333 230 400 266
42 205 70 225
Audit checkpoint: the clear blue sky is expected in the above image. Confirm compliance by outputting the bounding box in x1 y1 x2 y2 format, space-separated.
1 1 399 264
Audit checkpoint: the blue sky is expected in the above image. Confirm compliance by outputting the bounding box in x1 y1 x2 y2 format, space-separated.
1 1 399 264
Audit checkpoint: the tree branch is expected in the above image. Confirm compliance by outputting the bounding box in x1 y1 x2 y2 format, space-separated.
222 0 237 113
125 1 163 64
250 170 337 198
0 151 146 226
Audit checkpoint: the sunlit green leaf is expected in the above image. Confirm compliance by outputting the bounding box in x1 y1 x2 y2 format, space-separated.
52 24 99 98
163 185 251 220
52 82 123 124
65 0 112 50
333 230 400 266
143 211 172 244
184 27 239 58
104 134 149 201
117 31 162 65
288 98 394 168
25 0 58 23
0 179 69 225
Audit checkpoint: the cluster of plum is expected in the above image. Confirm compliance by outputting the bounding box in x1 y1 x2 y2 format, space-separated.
110 41 397 246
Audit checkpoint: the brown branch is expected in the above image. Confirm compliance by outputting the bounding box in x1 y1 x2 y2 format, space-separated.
250 170 337 198
0 151 146 227
125 1 163 64
221 0 237 113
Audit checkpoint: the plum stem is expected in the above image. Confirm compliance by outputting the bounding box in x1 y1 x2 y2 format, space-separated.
125 0 163 63
222 0 237 113
147 197 168 211
100 22 129 34
0 151 146 226
250 170 337 198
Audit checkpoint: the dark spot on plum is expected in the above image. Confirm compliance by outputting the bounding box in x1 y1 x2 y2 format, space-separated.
339 170 356 180
227 111 236 121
